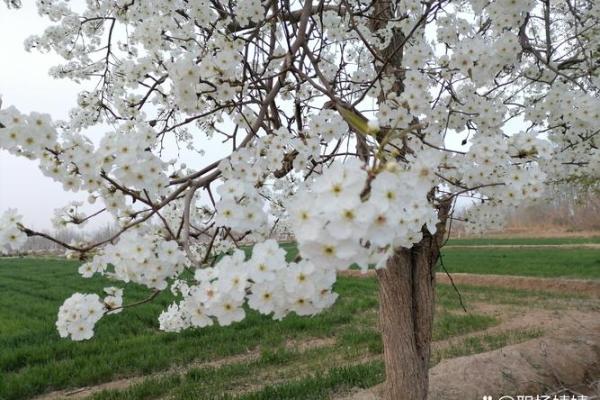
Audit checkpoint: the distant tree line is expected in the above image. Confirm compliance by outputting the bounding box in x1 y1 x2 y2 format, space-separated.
2 225 118 256
453 183 600 236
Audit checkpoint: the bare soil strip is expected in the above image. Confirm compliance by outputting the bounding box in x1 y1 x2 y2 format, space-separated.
430 311 600 400
337 310 600 400
340 270 600 297
444 243 600 249
436 272 600 297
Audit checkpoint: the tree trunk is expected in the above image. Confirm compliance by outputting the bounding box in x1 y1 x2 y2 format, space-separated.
376 203 451 400
366 1 452 396
376 242 436 399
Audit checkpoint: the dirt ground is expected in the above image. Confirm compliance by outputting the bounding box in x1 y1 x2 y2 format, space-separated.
341 270 600 297
444 243 600 249
336 269 600 399
453 229 600 239
436 272 600 297
337 308 600 400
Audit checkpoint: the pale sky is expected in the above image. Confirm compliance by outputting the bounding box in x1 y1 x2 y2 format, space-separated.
0 3 93 230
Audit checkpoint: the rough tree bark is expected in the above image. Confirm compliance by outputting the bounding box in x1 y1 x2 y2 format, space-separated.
366 1 453 398
376 202 452 400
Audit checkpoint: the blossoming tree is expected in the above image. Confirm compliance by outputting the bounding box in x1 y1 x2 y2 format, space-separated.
1 0 599 398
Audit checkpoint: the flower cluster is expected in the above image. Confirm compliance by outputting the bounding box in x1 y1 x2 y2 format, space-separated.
487 0 534 27
308 110 350 143
0 209 27 252
215 178 268 233
0 106 56 156
449 32 520 85
234 0 264 27
322 11 347 42
462 202 508 235
103 287 124 314
291 156 440 271
78 230 188 290
158 240 337 332
99 125 170 199
51 201 88 229
56 293 106 341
